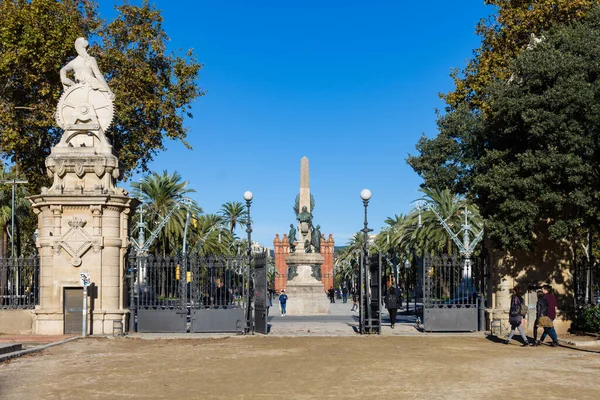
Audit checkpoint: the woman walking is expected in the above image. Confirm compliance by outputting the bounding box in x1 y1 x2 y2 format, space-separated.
504 287 530 346
532 290 544 346
385 287 400 329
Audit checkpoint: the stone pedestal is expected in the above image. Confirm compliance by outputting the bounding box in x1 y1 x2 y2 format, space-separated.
29 135 137 335
285 253 330 315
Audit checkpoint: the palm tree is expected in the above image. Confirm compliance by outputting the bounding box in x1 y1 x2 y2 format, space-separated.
219 201 248 234
131 170 201 256
188 214 233 256
411 187 483 256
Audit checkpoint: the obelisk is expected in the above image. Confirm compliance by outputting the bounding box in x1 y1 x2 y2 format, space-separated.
296 156 311 251
300 156 310 212
285 156 329 315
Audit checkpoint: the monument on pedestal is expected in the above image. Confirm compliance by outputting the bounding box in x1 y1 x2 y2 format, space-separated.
284 157 330 315
29 38 138 334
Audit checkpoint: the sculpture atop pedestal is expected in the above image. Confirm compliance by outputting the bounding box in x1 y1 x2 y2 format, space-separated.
284 157 329 315
29 38 137 335
44 37 121 196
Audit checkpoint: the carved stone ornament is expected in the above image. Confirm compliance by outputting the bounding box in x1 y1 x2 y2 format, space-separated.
94 160 105 177
74 161 85 178
55 84 114 132
56 159 67 178
54 217 103 267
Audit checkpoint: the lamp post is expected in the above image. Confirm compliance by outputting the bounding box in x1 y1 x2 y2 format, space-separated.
243 190 253 334
360 189 372 333
404 259 410 313
2 178 27 300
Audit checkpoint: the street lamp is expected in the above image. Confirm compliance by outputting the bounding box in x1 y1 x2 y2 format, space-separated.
360 189 372 333
404 259 410 313
243 190 253 334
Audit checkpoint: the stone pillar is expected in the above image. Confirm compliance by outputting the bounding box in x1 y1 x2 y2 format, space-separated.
273 234 289 292
29 135 137 335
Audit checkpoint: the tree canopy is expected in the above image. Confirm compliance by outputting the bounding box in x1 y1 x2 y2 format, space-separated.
409 6 600 250
0 0 203 190
443 0 595 111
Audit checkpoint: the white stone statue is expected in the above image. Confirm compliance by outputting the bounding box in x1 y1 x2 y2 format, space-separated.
55 37 114 146
60 37 114 99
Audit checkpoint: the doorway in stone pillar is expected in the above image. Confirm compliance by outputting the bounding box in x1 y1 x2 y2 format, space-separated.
63 287 84 334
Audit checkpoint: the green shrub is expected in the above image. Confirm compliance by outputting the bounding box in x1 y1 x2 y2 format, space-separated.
573 305 600 334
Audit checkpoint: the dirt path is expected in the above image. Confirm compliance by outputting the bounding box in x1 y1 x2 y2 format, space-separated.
1 336 599 399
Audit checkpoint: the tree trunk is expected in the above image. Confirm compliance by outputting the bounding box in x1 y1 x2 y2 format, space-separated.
0 224 4 259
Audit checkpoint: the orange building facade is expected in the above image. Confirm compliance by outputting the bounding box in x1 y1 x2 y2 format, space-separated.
273 233 335 293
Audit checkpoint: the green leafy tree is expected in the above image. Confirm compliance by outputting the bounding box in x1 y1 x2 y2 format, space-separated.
0 0 203 190
410 7 600 252
444 0 595 111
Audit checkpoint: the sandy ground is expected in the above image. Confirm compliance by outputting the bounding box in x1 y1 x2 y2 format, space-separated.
1 336 599 400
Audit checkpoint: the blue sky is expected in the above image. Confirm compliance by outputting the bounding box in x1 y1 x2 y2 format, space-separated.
101 0 493 247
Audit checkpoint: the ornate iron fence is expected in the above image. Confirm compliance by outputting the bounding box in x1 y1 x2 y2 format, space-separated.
574 259 600 307
127 252 250 333
0 256 39 309
422 254 484 332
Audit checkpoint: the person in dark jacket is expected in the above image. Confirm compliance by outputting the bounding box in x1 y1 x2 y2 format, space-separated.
504 287 530 346
328 287 335 303
538 284 559 346
385 287 400 329
351 289 359 312
279 289 288 316
532 290 544 346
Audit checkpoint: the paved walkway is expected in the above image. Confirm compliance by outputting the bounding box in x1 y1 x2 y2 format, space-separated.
267 299 421 336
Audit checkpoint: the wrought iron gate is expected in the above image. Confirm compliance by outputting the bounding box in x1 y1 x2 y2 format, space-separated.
422 254 483 332
128 252 250 333
359 253 381 334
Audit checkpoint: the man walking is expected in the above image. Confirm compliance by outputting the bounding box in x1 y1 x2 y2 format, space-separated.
342 286 349 303
328 286 336 303
351 288 358 312
539 284 559 347
279 289 288 316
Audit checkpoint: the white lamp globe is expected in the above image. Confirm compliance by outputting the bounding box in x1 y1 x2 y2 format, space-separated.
243 191 253 201
360 189 372 201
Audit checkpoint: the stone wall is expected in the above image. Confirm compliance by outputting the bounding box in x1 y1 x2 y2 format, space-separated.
487 224 576 335
0 310 35 334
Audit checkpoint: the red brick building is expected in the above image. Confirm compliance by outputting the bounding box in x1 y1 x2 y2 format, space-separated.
273 233 334 293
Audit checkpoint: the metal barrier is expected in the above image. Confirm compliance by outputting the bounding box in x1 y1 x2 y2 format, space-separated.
128 252 253 333
422 254 482 332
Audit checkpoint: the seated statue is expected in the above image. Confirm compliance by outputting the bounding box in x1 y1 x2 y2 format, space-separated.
60 37 114 99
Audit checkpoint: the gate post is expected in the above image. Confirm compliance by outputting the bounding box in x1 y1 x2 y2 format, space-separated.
478 295 486 331
127 250 136 333
253 252 268 334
